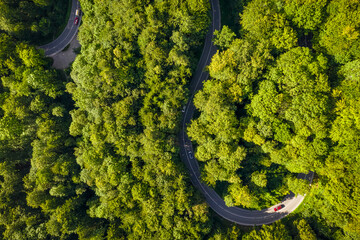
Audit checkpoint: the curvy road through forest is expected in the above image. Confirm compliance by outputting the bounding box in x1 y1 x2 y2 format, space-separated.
39 0 314 226
39 0 81 56
179 0 314 226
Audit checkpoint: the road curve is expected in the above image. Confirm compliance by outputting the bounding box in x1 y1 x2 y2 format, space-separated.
179 0 314 226
39 0 81 56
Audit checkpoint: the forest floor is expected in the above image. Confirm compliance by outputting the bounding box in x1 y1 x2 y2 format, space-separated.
52 35 80 69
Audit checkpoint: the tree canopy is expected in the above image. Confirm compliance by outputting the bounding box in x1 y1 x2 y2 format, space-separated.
0 0 68 42
0 0 359 239
188 0 360 238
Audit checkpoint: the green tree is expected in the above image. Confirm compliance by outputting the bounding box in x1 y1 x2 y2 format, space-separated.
214 26 236 49
251 171 267 188
318 0 360 63
242 222 292 240
286 176 310 195
293 219 317 240
284 0 328 30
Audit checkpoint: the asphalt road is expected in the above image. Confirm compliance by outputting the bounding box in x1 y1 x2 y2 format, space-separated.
39 0 81 56
179 0 314 226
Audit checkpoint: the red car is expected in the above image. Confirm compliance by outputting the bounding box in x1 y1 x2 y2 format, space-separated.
274 205 283 212
74 17 79 25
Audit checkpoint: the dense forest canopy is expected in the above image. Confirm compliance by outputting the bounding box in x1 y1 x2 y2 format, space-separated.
1 0 217 239
189 0 360 238
0 0 359 239
67 0 212 238
0 31 75 238
0 0 68 42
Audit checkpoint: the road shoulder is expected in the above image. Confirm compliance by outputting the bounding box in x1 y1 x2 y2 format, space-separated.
51 35 80 69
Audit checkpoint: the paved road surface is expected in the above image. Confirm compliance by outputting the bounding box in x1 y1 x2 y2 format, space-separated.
39 0 81 56
51 35 81 69
179 0 314 226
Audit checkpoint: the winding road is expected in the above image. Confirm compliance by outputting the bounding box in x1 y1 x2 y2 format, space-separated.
179 0 314 226
39 0 81 56
39 0 314 226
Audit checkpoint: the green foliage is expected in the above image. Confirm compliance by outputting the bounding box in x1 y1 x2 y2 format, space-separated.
293 219 317 240
1 0 360 239
286 176 310 195
318 0 360 63
242 222 292 240
189 0 360 238
0 31 105 239
207 224 242 240
317 59 360 238
214 26 236 49
225 183 257 208
241 0 297 51
0 32 76 239
0 0 68 42
284 0 328 31
251 171 267 188
66 0 213 238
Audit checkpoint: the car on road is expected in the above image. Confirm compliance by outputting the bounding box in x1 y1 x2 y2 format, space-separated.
74 17 79 25
182 106 186 112
274 205 283 212
75 9 81 16
188 151 193 159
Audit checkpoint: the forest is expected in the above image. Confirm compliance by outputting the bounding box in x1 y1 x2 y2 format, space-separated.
0 0 68 42
189 0 360 238
0 0 358 239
